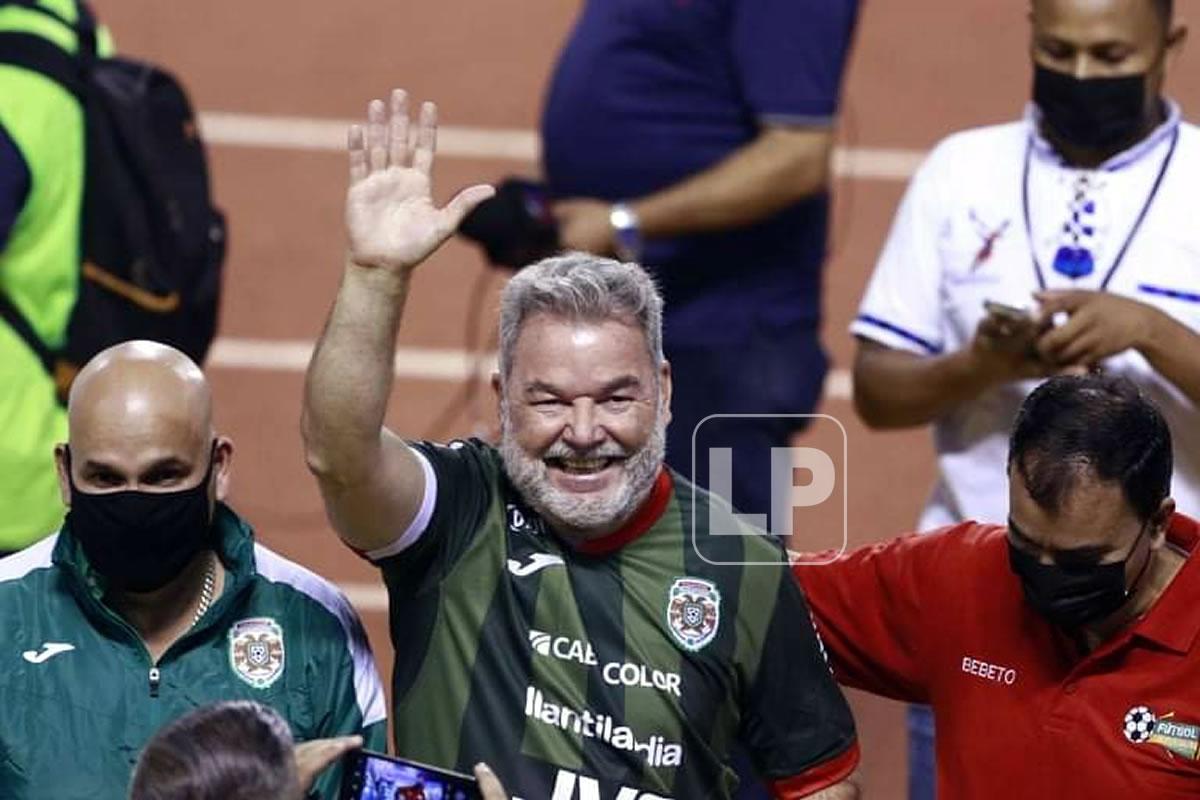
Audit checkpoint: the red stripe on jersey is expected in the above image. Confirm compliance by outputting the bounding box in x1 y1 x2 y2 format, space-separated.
576 469 673 556
769 741 860 799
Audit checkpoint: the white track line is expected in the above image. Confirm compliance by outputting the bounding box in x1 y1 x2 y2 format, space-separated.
209 338 498 382
207 337 851 399
198 110 923 181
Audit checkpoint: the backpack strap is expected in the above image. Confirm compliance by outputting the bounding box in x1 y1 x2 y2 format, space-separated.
0 0 97 75
0 30 84 97
0 290 55 373
71 0 96 62
0 0 72 26
0 290 75 402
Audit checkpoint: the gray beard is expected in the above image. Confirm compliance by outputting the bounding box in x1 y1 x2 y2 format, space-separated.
499 410 667 538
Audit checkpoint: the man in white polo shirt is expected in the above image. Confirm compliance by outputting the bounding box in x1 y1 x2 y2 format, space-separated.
849 0 1200 797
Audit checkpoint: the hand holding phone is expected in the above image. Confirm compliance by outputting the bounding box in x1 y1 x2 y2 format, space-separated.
971 298 1063 380
340 750 482 800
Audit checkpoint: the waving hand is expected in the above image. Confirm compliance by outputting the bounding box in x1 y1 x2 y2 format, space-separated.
345 89 494 272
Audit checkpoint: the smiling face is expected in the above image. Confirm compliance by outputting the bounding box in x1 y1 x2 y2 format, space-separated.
497 312 671 540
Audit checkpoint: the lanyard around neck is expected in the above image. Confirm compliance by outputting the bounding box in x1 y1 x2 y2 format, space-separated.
1021 127 1179 291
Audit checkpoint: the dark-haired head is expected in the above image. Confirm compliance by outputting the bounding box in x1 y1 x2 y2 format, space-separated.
1029 0 1188 165
1005 375 1177 633
1006 374 1181 635
129 701 300 800
1008 374 1171 523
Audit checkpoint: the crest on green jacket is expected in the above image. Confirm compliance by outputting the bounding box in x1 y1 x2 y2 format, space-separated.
229 617 285 689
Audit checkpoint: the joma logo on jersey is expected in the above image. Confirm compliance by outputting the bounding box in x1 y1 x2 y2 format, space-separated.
528 630 683 697
545 768 673 800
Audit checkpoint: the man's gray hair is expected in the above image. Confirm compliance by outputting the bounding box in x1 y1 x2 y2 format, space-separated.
498 252 664 380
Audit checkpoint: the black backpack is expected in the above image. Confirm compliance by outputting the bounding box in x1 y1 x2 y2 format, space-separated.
0 0 225 400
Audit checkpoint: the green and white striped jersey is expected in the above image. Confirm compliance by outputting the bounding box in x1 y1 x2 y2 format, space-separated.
376 440 857 800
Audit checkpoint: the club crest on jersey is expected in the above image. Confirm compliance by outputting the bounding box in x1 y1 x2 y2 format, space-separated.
666 577 720 652
229 617 285 689
1123 705 1200 761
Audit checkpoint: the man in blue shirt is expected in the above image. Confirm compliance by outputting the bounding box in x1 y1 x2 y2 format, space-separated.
541 0 861 535
541 4 860 797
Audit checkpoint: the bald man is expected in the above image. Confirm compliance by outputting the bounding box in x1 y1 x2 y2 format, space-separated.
0 341 386 800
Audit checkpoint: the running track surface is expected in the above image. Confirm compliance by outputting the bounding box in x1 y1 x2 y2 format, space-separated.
98 1 1200 795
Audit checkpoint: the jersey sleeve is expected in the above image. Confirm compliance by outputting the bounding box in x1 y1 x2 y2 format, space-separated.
731 0 860 126
849 145 951 356
740 566 860 797
372 438 499 597
791 531 958 704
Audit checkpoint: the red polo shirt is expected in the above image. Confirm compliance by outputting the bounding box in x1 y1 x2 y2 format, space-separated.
793 513 1200 798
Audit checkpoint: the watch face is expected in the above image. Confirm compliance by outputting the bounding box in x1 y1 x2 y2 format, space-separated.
609 204 643 261
609 205 638 231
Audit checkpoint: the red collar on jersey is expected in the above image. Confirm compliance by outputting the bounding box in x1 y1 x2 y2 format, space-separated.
575 469 673 556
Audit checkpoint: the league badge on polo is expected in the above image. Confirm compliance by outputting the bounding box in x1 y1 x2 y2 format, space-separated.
229 617 285 689
1123 705 1200 761
667 577 720 652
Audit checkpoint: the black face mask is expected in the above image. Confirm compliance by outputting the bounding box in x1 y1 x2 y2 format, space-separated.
1008 522 1153 629
66 444 217 593
1033 63 1151 153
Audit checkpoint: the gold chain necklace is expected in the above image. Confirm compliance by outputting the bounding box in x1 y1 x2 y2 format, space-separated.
190 556 217 629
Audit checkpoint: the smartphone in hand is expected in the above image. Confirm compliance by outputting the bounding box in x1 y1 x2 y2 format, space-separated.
339 750 481 800
982 299 1036 327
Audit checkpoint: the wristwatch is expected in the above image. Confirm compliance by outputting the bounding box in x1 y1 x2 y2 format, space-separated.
609 203 644 263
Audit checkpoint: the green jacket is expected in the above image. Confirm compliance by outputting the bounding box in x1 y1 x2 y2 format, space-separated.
0 504 387 799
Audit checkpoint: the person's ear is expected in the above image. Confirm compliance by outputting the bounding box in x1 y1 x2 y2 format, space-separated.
1148 497 1176 549
211 436 235 503
1155 24 1187 90
659 359 673 426
1166 22 1188 55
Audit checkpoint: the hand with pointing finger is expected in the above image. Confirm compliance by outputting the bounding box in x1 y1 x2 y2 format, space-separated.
345 88 495 273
